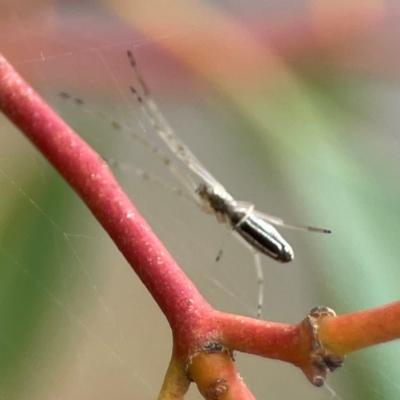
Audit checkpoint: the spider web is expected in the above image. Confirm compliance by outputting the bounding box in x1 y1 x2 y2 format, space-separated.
0 1 399 399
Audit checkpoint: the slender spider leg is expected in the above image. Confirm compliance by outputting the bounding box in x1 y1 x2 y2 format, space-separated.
59 90 201 205
254 252 264 319
251 210 331 234
127 50 225 191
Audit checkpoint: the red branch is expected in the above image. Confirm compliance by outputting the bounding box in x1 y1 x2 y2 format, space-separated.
320 301 400 355
0 52 209 328
1 51 399 398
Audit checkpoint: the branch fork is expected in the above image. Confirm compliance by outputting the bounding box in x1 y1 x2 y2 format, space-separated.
0 52 399 399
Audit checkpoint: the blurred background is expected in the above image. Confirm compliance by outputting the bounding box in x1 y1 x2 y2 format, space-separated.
0 0 399 398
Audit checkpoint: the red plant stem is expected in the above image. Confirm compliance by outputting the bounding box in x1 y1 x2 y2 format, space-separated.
319 300 400 355
0 50 262 397
215 312 307 365
2 49 400 396
0 51 211 330
189 352 256 399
